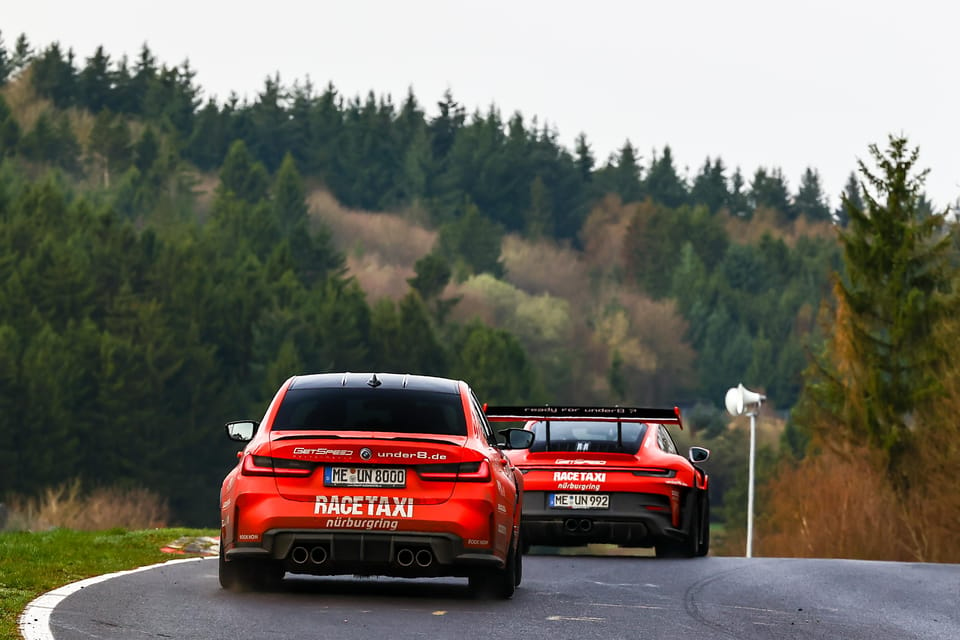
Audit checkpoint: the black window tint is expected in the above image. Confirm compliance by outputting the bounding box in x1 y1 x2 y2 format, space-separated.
529 421 647 454
273 388 467 435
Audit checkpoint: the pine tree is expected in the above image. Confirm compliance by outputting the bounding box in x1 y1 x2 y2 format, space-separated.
749 167 792 217
800 136 957 471
0 30 10 85
11 34 33 75
0 94 20 155
218 139 270 203
691 157 729 214
78 45 112 112
834 171 862 227
574 132 594 182
644 145 687 208
794 167 832 221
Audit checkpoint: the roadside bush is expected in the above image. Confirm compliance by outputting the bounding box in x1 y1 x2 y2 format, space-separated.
2 479 169 531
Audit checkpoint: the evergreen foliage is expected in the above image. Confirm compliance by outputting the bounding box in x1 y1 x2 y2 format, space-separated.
7 34 948 538
798 136 957 472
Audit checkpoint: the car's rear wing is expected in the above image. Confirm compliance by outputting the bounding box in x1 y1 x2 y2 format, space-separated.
484 405 683 429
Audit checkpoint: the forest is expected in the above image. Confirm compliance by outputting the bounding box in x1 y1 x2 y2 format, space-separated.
1 31 958 561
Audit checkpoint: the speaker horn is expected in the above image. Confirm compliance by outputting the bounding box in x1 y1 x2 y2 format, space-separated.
724 383 766 416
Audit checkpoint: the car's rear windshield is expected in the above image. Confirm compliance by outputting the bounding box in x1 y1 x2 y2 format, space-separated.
272 388 467 436
529 420 647 454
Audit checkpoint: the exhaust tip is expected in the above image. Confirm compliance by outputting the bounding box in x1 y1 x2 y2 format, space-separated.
579 519 593 532
396 547 415 567
291 546 309 565
310 546 328 565
564 518 579 532
415 549 433 567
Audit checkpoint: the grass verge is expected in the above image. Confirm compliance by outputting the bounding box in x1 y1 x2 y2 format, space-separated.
0 527 216 640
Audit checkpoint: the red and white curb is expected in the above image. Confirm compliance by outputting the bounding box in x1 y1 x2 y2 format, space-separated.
18 557 207 640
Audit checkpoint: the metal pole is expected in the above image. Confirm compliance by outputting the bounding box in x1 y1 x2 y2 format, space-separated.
746 411 756 558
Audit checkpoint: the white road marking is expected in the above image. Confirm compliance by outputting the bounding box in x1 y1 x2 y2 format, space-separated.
547 615 606 622
18 557 206 640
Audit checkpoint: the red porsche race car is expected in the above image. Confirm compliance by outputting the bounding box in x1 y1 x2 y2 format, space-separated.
219 372 534 597
484 405 710 558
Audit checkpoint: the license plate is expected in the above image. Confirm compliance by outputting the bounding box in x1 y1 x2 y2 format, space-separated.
324 467 406 487
549 493 609 509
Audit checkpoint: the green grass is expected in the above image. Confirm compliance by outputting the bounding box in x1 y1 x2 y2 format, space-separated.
0 527 216 640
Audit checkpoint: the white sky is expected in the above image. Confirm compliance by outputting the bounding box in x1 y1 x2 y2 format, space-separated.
5 0 959 210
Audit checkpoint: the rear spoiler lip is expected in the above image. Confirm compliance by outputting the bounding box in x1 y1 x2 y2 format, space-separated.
484 405 683 429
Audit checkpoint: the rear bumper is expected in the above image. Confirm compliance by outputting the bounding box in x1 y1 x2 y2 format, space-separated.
519 490 687 547
223 486 509 577
227 529 502 577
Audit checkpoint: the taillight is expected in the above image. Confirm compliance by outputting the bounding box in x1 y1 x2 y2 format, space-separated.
631 468 676 478
241 454 314 477
417 459 491 482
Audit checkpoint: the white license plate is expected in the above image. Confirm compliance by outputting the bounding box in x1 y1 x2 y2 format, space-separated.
550 493 609 509
324 467 406 487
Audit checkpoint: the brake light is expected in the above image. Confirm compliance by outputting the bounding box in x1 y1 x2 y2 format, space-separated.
631 468 676 478
241 454 314 477
417 459 490 482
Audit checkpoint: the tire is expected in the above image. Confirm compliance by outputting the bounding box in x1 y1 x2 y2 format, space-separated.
219 544 283 591
696 493 710 557
514 539 523 587
469 539 518 599
655 493 700 559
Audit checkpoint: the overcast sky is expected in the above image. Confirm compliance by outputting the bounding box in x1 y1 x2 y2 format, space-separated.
5 0 959 210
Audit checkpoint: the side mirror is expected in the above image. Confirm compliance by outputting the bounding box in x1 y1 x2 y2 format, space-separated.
688 446 710 464
499 428 535 450
225 420 258 442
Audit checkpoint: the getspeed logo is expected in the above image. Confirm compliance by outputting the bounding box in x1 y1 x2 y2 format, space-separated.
293 447 352 456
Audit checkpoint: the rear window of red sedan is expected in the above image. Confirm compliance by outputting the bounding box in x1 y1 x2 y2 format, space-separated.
272 388 467 436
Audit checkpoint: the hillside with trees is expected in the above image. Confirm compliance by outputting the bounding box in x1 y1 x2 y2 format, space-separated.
1 31 957 561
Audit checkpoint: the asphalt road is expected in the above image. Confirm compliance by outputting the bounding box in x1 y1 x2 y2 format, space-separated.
32 552 960 640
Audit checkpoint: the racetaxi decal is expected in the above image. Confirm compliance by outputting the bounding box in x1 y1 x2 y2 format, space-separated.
554 471 606 492
314 495 414 518
553 471 606 482
238 533 260 541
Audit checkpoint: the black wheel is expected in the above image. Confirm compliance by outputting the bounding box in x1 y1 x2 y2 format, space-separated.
219 544 283 591
469 539 518 599
655 494 700 559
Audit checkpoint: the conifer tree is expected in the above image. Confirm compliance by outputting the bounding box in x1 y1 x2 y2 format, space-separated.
0 30 10 85
644 145 687 208
794 167 831 221
799 136 957 471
